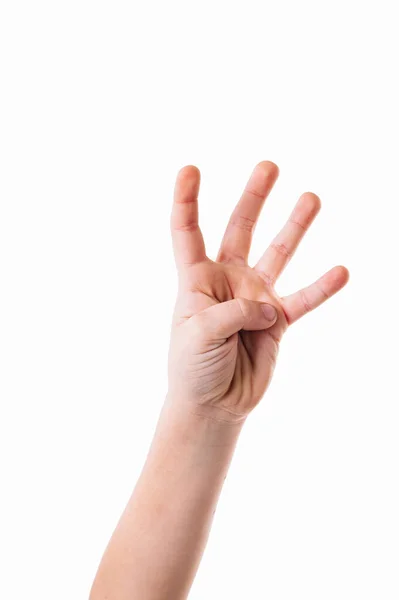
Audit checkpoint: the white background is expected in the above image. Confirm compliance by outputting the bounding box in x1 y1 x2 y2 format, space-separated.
0 1 398 598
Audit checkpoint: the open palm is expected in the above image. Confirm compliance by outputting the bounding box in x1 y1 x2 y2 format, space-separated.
168 162 349 422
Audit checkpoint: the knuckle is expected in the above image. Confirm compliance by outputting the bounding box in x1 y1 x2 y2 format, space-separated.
236 297 250 320
255 269 276 287
217 250 246 265
300 289 312 313
271 241 292 258
288 217 307 232
315 282 329 300
172 220 198 233
229 214 256 233
246 187 265 200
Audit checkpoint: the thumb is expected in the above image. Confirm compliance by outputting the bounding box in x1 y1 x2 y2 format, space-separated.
192 297 278 340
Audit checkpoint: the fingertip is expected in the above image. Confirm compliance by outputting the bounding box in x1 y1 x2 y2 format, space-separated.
325 265 350 292
300 191 322 213
336 265 350 284
289 191 321 228
174 165 201 203
177 164 201 181
257 160 280 179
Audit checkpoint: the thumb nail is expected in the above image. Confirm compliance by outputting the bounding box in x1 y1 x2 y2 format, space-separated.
261 303 277 321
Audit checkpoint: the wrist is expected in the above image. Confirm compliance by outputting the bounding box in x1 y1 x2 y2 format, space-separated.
153 394 246 453
165 388 248 424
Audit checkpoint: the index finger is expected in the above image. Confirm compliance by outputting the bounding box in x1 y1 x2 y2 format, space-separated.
171 165 207 268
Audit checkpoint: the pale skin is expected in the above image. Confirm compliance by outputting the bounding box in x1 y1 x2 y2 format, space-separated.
90 161 349 600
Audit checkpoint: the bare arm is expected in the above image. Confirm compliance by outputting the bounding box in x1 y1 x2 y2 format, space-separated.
90 398 242 600
90 161 349 599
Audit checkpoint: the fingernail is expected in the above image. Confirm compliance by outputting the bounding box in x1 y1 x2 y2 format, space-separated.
261 303 277 321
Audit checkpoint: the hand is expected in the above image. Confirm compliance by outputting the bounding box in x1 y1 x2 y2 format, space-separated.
167 161 349 423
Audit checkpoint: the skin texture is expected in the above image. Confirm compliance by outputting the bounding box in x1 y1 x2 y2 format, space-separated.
90 162 349 600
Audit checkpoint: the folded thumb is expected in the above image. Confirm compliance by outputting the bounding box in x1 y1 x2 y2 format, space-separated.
192 297 277 340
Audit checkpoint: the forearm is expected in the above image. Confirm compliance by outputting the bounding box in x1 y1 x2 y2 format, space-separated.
90 396 244 600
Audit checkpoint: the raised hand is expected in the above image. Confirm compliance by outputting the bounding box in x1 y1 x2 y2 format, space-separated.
168 162 349 423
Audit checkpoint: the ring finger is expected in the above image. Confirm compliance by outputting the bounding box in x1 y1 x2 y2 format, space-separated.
254 191 321 285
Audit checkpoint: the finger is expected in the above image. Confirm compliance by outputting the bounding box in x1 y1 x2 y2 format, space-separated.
254 192 321 285
191 298 278 341
171 165 206 268
281 265 349 324
217 161 279 265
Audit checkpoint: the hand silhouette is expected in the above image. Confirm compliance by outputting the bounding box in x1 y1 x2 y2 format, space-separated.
167 161 349 423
